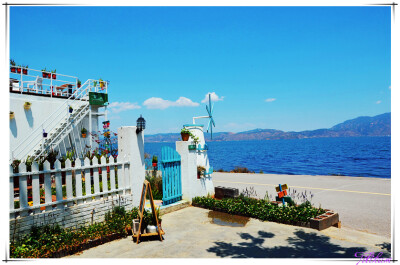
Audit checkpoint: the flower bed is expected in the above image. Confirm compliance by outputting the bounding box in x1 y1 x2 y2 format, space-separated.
192 196 326 226
10 206 139 258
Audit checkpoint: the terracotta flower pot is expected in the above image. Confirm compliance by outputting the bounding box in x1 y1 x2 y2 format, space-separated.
82 133 86 138
181 132 190 141
10 67 16 73
17 68 21 73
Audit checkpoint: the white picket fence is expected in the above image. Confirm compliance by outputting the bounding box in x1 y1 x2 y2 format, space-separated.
10 155 130 218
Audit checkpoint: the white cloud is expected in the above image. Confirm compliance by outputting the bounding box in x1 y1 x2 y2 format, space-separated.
108 102 141 113
201 92 224 103
376 100 382 104
265 98 276 102
389 86 391 90
143 97 199 109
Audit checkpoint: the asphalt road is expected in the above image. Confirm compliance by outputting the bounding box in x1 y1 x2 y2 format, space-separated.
212 172 391 239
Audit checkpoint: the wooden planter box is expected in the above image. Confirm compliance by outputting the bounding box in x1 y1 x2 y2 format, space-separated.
310 211 339 231
214 186 239 199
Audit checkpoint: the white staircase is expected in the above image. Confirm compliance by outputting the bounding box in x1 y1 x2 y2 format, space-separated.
11 79 105 162
32 103 90 160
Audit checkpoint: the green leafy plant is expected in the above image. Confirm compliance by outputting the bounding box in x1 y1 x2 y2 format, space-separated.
10 59 16 66
93 81 98 87
192 196 325 225
197 166 206 177
81 127 87 134
10 206 139 258
152 155 158 163
181 128 190 134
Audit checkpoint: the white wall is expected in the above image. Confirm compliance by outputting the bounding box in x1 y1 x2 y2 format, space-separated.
176 141 214 202
9 93 100 160
118 126 145 206
184 125 210 171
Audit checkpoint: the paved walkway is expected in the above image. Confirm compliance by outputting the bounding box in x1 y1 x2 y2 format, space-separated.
67 207 390 258
212 172 391 238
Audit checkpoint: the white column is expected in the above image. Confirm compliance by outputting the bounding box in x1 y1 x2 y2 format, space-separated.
118 126 145 206
176 141 197 202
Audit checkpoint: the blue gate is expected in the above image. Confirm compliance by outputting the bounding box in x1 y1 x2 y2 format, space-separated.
160 146 182 205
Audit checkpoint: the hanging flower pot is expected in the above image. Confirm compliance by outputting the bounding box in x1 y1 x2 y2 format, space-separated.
10 66 16 73
42 71 48 78
17 67 22 74
69 107 73 113
52 73 57 79
43 132 48 138
10 112 15 120
24 102 31 110
22 68 28 75
81 127 87 138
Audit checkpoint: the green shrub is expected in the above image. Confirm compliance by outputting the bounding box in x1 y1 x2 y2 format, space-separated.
10 206 139 258
192 196 325 225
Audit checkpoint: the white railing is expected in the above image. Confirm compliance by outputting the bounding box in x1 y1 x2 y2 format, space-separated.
10 155 130 217
9 67 109 96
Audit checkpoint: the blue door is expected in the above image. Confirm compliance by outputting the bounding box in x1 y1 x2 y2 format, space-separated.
160 146 182 205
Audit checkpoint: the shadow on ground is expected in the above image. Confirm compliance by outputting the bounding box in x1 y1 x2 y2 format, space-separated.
207 229 391 258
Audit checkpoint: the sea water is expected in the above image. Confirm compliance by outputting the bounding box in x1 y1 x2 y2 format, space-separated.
143 136 391 178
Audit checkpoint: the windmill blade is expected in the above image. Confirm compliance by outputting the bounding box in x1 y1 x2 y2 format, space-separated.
207 118 212 132
211 117 215 127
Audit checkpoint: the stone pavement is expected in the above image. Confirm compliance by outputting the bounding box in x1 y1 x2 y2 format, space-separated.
66 207 391 258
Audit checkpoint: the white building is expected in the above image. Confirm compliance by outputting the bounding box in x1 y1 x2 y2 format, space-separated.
9 66 108 162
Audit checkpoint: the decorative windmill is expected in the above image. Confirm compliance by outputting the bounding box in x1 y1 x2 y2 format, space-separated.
192 93 216 139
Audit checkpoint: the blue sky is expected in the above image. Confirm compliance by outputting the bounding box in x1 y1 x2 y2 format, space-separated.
10 6 391 134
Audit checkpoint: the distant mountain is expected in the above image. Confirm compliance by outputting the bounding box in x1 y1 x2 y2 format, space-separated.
144 113 391 142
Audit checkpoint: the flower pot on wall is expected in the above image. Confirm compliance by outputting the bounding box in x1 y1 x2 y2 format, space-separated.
43 132 48 138
82 133 86 138
24 103 31 110
10 112 15 120
17 67 22 74
181 132 190 141
52 74 57 79
23 68 28 75
10 67 16 73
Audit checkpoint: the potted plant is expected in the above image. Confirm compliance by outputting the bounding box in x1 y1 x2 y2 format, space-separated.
43 129 48 138
22 65 28 75
51 69 56 79
42 68 49 78
93 80 98 88
152 155 158 167
99 78 105 89
24 102 31 110
181 128 190 141
10 59 16 73
17 65 22 74
10 111 15 120
77 79 81 88
197 166 206 179
81 127 87 138
69 106 73 113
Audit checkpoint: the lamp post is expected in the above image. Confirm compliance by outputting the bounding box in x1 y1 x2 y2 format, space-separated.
136 115 146 134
